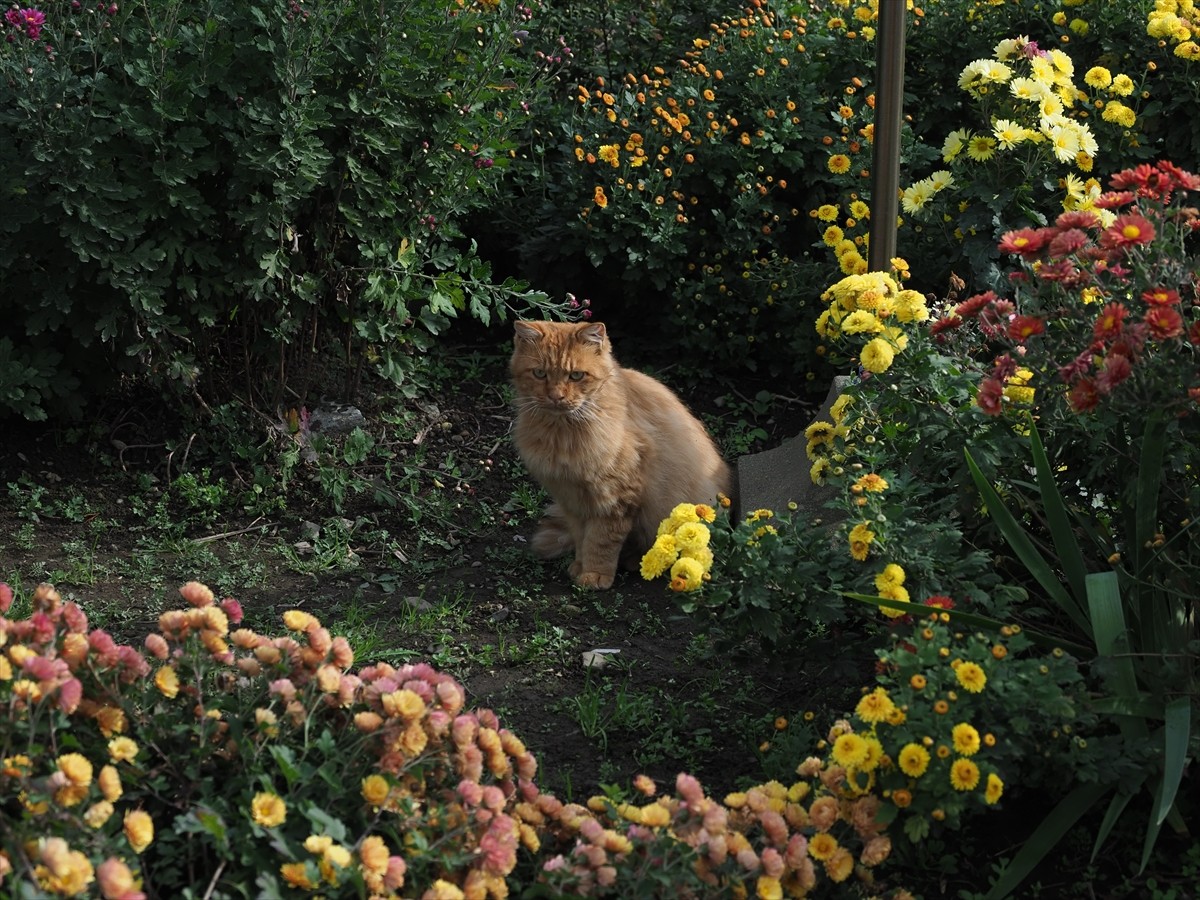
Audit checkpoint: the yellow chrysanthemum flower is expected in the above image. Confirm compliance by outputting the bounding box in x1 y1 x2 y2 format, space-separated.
898 742 931 777
669 556 706 592
124 809 155 854
251 792 288 828
956 661 988 693
952 722 982 756
950 758 981 791
855 687 895 724
827 154 852 174
808 831 839 861
860 337 896 374
1083 66 1112 89
831 732 870 768
966 135 998 162
985 772 1005 804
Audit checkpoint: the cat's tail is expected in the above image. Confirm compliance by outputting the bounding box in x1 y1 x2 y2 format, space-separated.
530 504 574 559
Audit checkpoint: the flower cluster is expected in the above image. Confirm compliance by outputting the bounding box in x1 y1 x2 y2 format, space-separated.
538 771 912 899
0 580 558 898
1147 0 1200 60
812 195 876 278
902 33 1139 225
4 7 45 41
815 267 930 376
933 161 1200 417
803 391 855 486
640 502 718 591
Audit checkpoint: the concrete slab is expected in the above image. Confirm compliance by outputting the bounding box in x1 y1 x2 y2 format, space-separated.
734 375 854 520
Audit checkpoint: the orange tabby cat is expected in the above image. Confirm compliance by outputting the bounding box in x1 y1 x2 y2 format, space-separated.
511 320 732 589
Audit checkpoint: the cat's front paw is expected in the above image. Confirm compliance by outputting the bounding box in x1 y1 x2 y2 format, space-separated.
573 570 614 590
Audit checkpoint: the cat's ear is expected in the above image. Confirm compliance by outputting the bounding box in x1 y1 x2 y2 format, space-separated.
514 321 544 345
577 322 607 348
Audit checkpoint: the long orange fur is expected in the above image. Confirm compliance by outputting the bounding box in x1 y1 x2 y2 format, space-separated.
510 320 732 589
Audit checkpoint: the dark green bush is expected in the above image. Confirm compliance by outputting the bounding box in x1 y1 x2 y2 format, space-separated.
0 0 570 420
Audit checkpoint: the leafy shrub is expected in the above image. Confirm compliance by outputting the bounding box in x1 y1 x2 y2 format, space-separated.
502 0 892 378
0 0 571 420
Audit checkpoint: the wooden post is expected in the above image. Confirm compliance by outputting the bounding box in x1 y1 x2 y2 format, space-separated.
868 1 907 272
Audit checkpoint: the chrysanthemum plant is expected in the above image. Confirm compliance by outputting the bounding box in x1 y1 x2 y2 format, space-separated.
0 580 566 897
942 161 1200 893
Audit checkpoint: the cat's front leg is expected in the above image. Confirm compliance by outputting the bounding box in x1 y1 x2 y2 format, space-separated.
571 515 633 590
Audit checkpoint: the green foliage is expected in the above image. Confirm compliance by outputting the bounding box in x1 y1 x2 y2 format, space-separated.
0 0 571 419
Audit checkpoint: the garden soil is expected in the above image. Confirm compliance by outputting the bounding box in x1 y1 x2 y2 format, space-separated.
0 333 852 804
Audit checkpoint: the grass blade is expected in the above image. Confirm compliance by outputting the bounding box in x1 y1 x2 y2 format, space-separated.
965 447 1092 638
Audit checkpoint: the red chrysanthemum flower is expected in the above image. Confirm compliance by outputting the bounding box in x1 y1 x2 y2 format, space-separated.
990 353 1018 381
1145 306 1184 340
1036 259 1085 286
1142 287 1181 306
929 315 963 340
1058 347 1094 383
998 228 1052 257
1100 214 1156 249
1048 228 1090 257
1189 321 1200 346
1096 353 1133 394
923 595 956 609
954 291 996 319
1110 164 1153 188
1055 210 1100 229
975 377 1004 416
1068 378 1100 412
1008 315 1045 341
1093 190 1137 210
1092 302 1127 341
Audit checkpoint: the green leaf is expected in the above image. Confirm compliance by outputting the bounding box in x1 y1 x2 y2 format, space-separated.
965 447 1092 639
903 814 930 843
1090 786 1142 863
841 592 1091 657
303 805 348 842
1028 423 1088 608
1085 572 1143 733
984 782 1111 900
269 745 301 786
1155 697 1191 827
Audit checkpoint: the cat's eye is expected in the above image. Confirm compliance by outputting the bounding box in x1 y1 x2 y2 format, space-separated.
531 368 547 379
568 371 585 382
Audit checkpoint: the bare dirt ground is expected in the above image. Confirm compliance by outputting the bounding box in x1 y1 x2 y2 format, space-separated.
0 334 842 803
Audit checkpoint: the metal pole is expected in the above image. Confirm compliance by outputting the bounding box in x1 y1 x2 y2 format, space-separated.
868 1 907 272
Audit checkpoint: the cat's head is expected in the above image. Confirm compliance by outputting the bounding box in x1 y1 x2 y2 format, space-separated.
510 321 614 415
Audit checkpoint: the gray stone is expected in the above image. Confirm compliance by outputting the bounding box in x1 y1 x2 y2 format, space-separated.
734 375 854 520
309 404 366 434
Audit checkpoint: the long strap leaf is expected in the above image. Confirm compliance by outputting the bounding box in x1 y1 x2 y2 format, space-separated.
984 781 1111 900
1028 423 1089 609
841 592 1091 657
1155 696 1191 828
965 446 1092 639
1090 784 1143 864
1086 572 1145 742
